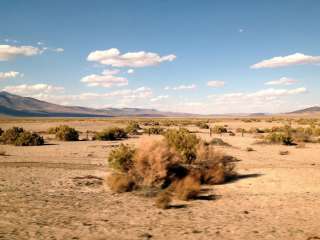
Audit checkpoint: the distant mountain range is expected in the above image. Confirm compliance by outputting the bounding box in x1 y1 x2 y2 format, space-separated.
0 91 196 117
288 106 320 114
1 91 319 117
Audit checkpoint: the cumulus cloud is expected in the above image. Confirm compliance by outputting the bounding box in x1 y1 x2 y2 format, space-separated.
0 71 23 80
165 84 196 90
0 45 42 61
81 69 128 88
87 48 176 68
207 81 225 88
127 69 134 74
251 53 320 69
2 83 64 96
150 95 169 102
265 77 297 86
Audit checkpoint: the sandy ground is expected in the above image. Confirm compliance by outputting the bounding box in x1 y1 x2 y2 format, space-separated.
0 119 320 240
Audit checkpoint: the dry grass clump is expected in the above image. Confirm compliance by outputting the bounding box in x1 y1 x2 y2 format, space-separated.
195 142 235 184
132 139 183 188
209 138 231 146
54 125 79 141
144 126 164 135
155 191 172 209
211 125 228 134
196 122 209 129
94 127 127 140
125 121 141 135
173 174 201 200
106 173 136 193
0 127 44 146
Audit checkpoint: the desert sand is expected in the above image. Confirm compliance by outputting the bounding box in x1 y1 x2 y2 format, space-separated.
0 118 320 240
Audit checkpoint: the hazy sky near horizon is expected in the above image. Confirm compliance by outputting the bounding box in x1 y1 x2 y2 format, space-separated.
0 0 320 114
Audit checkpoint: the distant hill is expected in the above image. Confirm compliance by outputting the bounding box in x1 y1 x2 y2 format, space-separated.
289 106 320 114
0 91 195 117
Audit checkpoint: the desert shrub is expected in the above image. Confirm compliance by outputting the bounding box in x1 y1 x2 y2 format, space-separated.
106 173 136 193
94 127 127 140
132 139 184 188
108 144 135 172
195 142 235 184
125 121 141 135
142 121 160 126
0 128 3 136
265 132 294 145
164 128 199 164
47 126 59 134
155 191 172 209
196 122 209 129
249 128 265 134
0 127 24 144
211 125 228 134
0 127 44 146
173 174 201 200
209 138 231 146
144 127 164 135
55 125 79 141
14 132 44 146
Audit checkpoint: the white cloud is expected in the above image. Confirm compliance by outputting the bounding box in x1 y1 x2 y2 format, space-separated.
150 95 169 102
87 48 176 68
208 87 307 106
127 69 134 74
81 69 128 88
0 45 42 61
238 28 244 33
265 77 297 86
37 42 44 45
0 71 23 80
251 53 320 69
53 48 64 53
165 84 196 90
207 81 225 88
2 83 64 96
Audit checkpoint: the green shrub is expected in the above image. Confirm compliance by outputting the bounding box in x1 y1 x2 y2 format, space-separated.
265 132 294 145
0 127 24 144
0 127 44 146
125 121 141 135
55 125 79 141
108 144 135 172
164 128 199 164
14 132 44 146
94 127 127 140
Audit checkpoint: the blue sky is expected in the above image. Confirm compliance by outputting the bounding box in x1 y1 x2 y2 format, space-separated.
0 0 320 114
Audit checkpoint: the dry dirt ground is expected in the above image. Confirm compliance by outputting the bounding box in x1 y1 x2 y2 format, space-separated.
0 119 320 240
